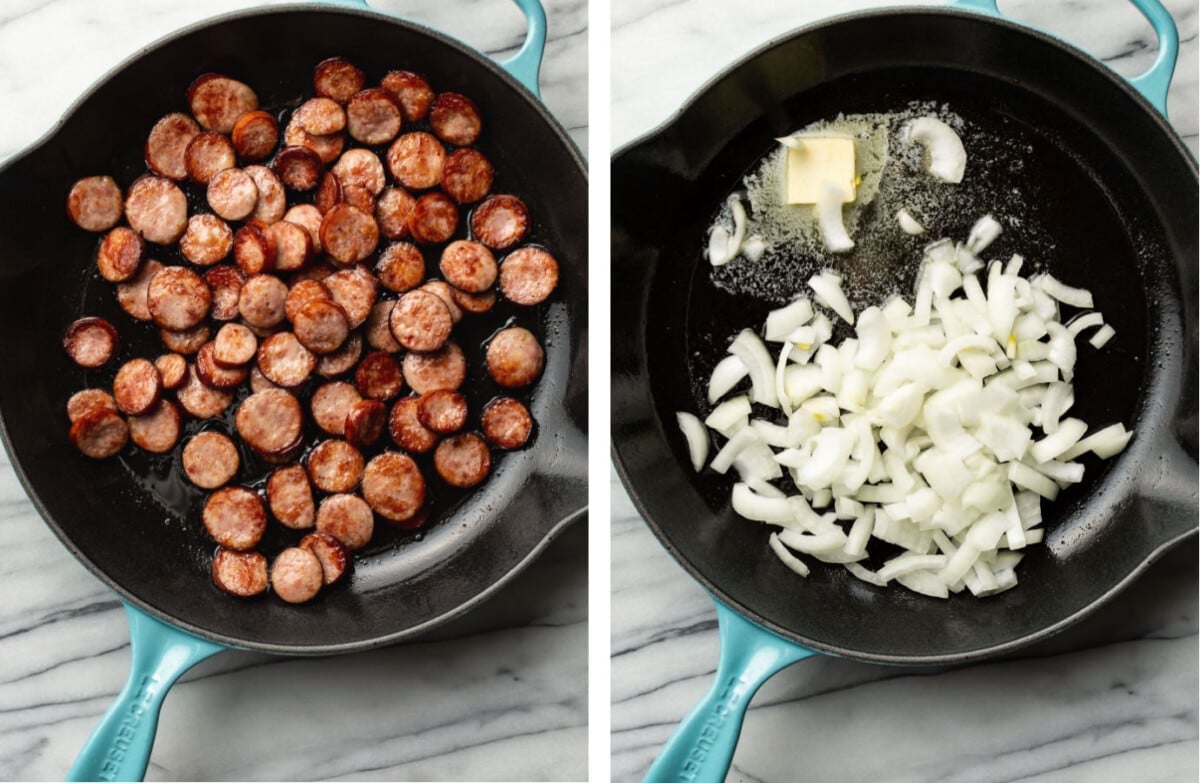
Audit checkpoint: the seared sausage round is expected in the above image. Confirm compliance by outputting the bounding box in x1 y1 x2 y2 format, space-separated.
354 351 404 401
417 389 468 434
346 88 403 145
500 246 560 306
434 432 492 488
267 221 313 272
176 365 234 418
180 215 233 267
231 110 279 161
361 452 426 524
97 227 145 282
128 400 182 454
283 204 325 253
212 322 258 367
299 531 348 585
482 397 533 449
147 266 211 330
233 222 276 275
374 242 425 293
67 175 123 232
273 145 323 191
284 279 331 323
196 342 249 388
389 290 452 352
430 93 482 146
439 240 496 293
145 113 200 180
257 332 316 387
364 300 401 352
125 175 188 245
159 324 211 355
381 70 435 122
307 439 364 493
235 388 303 455
155 353 188 390
185 131 237 184
238 274 288 329
244 165 287 224
204 265 246 321
311 381 361 436
407 192 458 245
267 464 315 530
449 285 496 315
387 132 445 190
470 194 529 250
345 399 387 447
402 341 466 394
316 493 375 551
341 185 375 215
63 317 118 368
117 259 163 321
271 547 324 604
182 431 240 488
332 148 386 194
113 358 163 415
441 148 494 205
67 388 118 423
207 168 259 221
70 408 128 458
320 204 380 266
295 97 346 135
212 549 268 598
315 332 363 378
188 74 259 134
202 486 267 550
316 171 343 214
284 116 345 165
388 396 439 453
323 266 378 327
313 57 365 103
486 327 545 388
419 280 463 324
293 298 350 354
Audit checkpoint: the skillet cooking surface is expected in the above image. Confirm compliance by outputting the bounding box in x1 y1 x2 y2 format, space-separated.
611 10 1196 663
0 7 587 653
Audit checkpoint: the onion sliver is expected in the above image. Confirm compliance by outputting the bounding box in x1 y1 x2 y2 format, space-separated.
708 354 749 404
765 298 815 342
808 271 855 325
768 533 811 577
896 208 925 235
729 330 779 408
1035 273 1095 309
816 181 854 253
904 116 967 184
676 412 709 472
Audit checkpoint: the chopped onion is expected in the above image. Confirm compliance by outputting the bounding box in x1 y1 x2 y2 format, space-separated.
676 412 709 472
904 116 967 184
707 197 749 266
704 395 751 435
1089 324 1116 349
808 270 855 325
1058 423 1133 461
1034 273 1095 309
765 298 815 342
709 427 759 474
729 330 778 407
768 533 811 576
742 235 768 262
816 182 854 253
707 354 749 404
897 208 925 235
1066 311 1105 338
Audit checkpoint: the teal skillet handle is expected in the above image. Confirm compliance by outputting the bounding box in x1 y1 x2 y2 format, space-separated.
67 603 224 782
319 0 547 98
643 601 817 783
947 0 1178 116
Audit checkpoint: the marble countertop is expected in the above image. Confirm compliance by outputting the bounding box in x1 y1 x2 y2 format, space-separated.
0 1 587 781
611 1 1197 782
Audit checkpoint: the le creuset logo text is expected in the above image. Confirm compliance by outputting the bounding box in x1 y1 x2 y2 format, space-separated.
679 674 748 781
99 674 158 781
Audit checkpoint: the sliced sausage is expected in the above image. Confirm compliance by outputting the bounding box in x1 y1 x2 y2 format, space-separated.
434 432 491 488
417 389 467 434
117 259 163 321
389 289 452 352
202 486 267 550
125 175 188 245
323 266 378 328
160 324 211 355
113 358 162 415
177 365 234 418
238 273 288 329
439 240 496 293
230 110 279 161
316 493 375 551
419 280 463 324
307 439 364 493
381 70 434 122
482 397 532 449
500 246 560 306
376 187 417 240
188 74 259 134
70 407 128 459
267 220 313 272
354 351 404 401
486 327 545 388
155 353 188 390
271 547 324 604
295 97 346 135
283 204 325 253
272 145 323 191
341 185 375 215
128 400 182 454
267 464 315 529
96 227 144 282
145 113 200 180
387 132 445 190
63 317 118 368
450 285 496 315
311 381 362 436
212 549 268 598
180 215 233 267
204 265 246 321
440 148 494 205
333 149 387 196
345 399 387 447
315 331 363 378
293 298 350 354
67 176 123 232
283 116 345 165
346 88 403 145
471 194 529 250
67 388 118 423
207 168 259 221
244 165 287 224
361 452 426 524
196 342 249 388
299 531 348 585
375 242 425 292
257 332 316 387
429 93 482 147
185 131 237 184
313 57 365 104
234 221 275 275
408 192 458 245
212 322 258 366
365 300 401 352
248 364 280 393
285 278 331 323
182 431 240 488
235 388 303 454
320 204 379 265
147 266 211 330
316 171 343 214
388 396 439 453
402 341 466 394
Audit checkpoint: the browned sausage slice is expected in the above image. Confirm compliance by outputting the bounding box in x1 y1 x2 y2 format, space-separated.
316 171 343 214
381 70 435 122
486 327 545 388
212 322 258 366
128 400 182 454
314 57 365 103
441 148 494 205
145 113 200 180
417 389 468 434
376 187 416 240
155 353 188 390
402 341 466 394
212 549 268 597
67 176 123 232
307 439 364 493
125 175 188 245
196 342 249 388
271 547 324 603
333 150 387 198
295 97 346 135
267 464 315 529
316 493 375 551
117 259 163 321
204 265 246 321
185 131 237 184
434 432 491 488
375 242 425 293
345 399 387 447
207 168 259 221
361 452 426 525
283 204 325 253
293 298 349 354
320 204 380 265
283 116 345 165
97 227 145 282
439 240 496 293
389 289 452 352
248 365 279 393
346 88 403 145
365 300 401 352
471 194 530 251
70 408 128 458
177 364 234 418
113 358 163 415
235 388 303 454
311 381 362 435
450 285 496 315
231 110 279 161
482 397 533 449
267 221 313 272
299 531 348 584
147 266 211 330
285 279 331 323
238 274 288 329
408 192 458 245
341 185 375 215
63 317 118 368
430 93 482 146
323 266 378 328
257 332 316 387
182 430 240 488
355 351 404 401
244 165 287 224
500 246 560 306
315 332 363 378
202 486 267 550
419 280 463 324
234 222 276 275
272 145 323 191
388 396 439 453
67 389 118 423
189 74 259 134
387 132 445 190
180 215 233 267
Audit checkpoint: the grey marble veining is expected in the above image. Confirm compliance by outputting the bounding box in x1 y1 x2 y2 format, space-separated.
0 1 587 781
611 1 1198 781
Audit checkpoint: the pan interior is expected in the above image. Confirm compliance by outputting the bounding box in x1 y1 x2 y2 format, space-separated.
0 9 587 652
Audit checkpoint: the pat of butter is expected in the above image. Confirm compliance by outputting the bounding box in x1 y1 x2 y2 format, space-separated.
785 137 857 205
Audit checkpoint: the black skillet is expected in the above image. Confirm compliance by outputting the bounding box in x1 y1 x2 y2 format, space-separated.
0 1 586 779
610 1 1196 779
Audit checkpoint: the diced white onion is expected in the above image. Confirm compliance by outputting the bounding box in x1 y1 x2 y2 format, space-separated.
1089 324 1116 349
704 395 751 435
816 182 854 253
808 271 855 325
1067 311 1105 338
1034 273 1094 309
904 116 967 184
707 354 749 404
729 330 779 408
966 214 1002 254
897 208 925 235
765 298 815 342
676 412 708 472
768 533 811 577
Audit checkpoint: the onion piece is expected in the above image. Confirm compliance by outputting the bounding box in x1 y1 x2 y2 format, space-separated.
904 116 967 184
676 412 709 472
1030 416 1087 463
707 197 749 266
1067 311 1105 338
708 354 749 404
765 298 815 342
742 236 768 262
808 270 855 325
966 214 1002 254
845 561 887 586
816 181 854 253
709 427 760 474
897 208 925 235
705 395 751 435
1034 273 1095 309
768 533 811 577
1089 324 1116 349
1058 423 1133 461
732 482 794 523
729 329 779 408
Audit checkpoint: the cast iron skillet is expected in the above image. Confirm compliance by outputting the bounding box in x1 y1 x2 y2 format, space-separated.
611 0 1195 779
0 1 586 779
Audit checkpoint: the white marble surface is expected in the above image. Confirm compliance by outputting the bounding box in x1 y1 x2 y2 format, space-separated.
0 1 587 781
611 1 1198 781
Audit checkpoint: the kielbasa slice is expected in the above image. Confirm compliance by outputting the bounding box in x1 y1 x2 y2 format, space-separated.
387 132 445 191
402 341 466 394
354 351 404 401
375 242 425 293
389 289 452 352
316 171 343 214
314 57 365 103
125 175 188 245
408 192 458 245
67 176 123 232
381 70 435 122
315 332 363 378
283 116 345 165
212 549 268 598
207 168 259 221
67 388 118 423
316 493 375 551
323 266 378 328
346 88 403 145
185 131 237 184
441 148 494 205
500 246 560 306
271 547 324 603
257 332 316 387
299 531 348 585
267 221 313 272
388 396 439 453
196 342 249 388
155 353 188 390
471 194 529 250
160 324 211 355
429 93 482 146
238 274 288 329
235 388 303 456
267 464 316 529
128 399 181 453
434 432 492 489
145 113 200 180
212 322 258 366
113 358 162 415
147 266 211 330
293 298 350 354
234 222 276 275
417 389 467 434
295 97 346 135
486 327 545 388
307 439 364 493
244 165 287 224
439 240 496 293
189 74 259 134
450 285 496 315
361 452 426 524
482 397 533 449
419 280 463 324
248 364 280 393
376 187 417 240
180 214 233 266
285 279 332 323
320 204 379 265
365 300 401 352
283 204 325 253
117 259 163 322
64 317 118 368
272 145 323 191
177 365 233 418
97 226 145 282
70 408 128 459
345 399 387 447
342 185 375 215
231 110 279 161
202 486 267 550
182 431 240 488
204 265 246 321
311 381 362 436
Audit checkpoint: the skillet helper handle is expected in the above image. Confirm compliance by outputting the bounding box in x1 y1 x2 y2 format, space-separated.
67 603 224 782
946 0 1178 117
643 602 816 783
